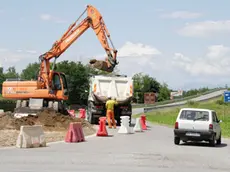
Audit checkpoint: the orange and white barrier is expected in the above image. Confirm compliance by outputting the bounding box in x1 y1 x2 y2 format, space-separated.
118 116 132 134
68 110 76 118
96 117 108 137
65 122 85 143
133 117 143 132
140 114 147 130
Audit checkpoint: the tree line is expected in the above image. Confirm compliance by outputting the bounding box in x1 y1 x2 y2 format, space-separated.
0 60 214 105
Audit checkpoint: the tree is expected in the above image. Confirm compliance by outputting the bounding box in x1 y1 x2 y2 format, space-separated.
158 82 171 101
55 60 90 105
4 66 18 78
20 62 40 80
132 73 161 103
0 67 5 94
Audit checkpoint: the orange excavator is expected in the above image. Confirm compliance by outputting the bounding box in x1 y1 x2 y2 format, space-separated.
1 4 118 115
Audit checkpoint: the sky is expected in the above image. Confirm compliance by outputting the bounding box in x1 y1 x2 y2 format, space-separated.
1 0 230 90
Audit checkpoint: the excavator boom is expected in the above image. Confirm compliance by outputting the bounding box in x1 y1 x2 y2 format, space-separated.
39 5 118 89
2 4 118 116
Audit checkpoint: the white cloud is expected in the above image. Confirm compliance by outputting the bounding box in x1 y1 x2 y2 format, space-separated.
95 41 162 73
0 48 8 52
0 48 39 72
93 41 165 79
172 45 230 76
207 45 230 59
40 14 52 21
178 20 230 37
15 49 37 54
161 11 202 19
25 50 37 54
40 14 67 24
118 41 161 57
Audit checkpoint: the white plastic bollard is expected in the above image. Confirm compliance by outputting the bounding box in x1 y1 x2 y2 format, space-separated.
133 118 143 132
118 116 132 134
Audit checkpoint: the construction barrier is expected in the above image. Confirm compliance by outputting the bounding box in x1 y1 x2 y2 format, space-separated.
16 125 46 148
140 114 147 130
65 122 85 143
79 108 86 119
118 116 132 134
96 117 108 136
0 109 4 114
68 110 76 118
133 117 143 132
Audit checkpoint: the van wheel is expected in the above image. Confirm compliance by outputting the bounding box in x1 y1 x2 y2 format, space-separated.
174 136 180 145
216 133 221 145
209 134 216 147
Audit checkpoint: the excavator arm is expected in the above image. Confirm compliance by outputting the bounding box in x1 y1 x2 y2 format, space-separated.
38 5 118 89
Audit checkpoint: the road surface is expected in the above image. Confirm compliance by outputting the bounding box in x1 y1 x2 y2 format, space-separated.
0 119 230 172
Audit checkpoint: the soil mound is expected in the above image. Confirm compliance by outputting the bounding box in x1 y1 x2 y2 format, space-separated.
0 109 96 132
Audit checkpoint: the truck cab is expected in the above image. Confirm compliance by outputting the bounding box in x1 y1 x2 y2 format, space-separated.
87 74 133 126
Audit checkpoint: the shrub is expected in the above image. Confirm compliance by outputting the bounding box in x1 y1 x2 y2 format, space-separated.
186 100 199 107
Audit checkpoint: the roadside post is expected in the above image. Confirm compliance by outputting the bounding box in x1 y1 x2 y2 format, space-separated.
223 91 230 122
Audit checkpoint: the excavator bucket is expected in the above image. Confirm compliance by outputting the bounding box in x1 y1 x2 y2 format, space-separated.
89 59 114 73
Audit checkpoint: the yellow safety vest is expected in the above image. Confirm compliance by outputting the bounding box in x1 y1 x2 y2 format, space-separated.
106 100 118 111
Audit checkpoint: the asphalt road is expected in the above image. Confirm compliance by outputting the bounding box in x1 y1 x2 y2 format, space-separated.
1 119 230 172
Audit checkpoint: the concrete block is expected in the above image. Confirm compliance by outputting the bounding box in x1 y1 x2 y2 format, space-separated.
0 109 4 114
16 125 46 148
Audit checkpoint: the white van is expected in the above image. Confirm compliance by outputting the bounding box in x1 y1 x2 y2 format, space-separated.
174 108 222 147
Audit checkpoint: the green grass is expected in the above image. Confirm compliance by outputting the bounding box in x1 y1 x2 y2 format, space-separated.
133 97 230 138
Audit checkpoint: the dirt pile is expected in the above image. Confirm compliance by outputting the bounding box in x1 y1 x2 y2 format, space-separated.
0 109 96 133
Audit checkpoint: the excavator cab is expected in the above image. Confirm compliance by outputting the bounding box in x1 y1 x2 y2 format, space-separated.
51 72 69 99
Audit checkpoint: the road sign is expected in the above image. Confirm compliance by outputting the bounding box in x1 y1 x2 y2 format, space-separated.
224 91 230 102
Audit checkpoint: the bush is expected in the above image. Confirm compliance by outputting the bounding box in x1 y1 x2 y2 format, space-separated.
0 99 16 111
215 99 226 105
186 100 199 107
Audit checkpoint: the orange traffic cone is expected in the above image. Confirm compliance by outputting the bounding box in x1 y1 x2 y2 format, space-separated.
96 117 108 137
140 114 147 130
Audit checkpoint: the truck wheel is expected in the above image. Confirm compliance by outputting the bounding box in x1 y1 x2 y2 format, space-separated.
116 117 121 126
88 113 95 124
174 136 180 145
87 102 96 124
216 133 221 145
129 115 132 126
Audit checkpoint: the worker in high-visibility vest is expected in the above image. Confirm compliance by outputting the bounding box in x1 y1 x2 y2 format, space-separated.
105 97 118 129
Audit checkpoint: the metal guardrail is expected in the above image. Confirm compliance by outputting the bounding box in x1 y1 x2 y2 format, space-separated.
143 89 226 113
132 88 225 108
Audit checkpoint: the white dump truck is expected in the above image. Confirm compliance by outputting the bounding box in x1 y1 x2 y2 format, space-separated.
87 74 133 126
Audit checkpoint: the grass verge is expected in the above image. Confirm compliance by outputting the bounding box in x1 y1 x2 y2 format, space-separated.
133 97 230 138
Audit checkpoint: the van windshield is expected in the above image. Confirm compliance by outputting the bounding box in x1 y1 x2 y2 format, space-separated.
179 110 209 121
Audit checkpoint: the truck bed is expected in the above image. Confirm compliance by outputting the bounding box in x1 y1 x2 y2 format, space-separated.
88 75 133 103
